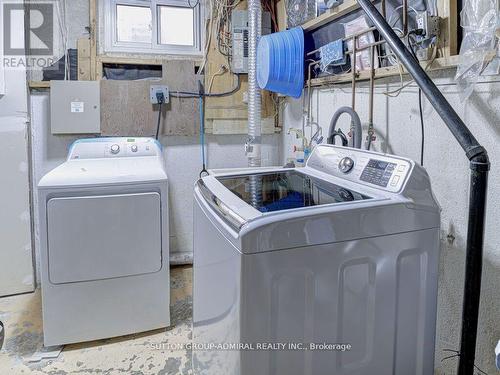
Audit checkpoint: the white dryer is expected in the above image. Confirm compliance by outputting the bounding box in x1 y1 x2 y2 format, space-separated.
38 137 170 346
193 144 440 375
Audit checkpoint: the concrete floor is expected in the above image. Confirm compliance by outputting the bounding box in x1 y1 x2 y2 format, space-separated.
0 266 193 375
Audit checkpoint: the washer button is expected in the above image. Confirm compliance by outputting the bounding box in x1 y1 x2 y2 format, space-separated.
397 165 406 172
110 144 120 154
131 145 138 153
391 175 400 186
338 157 355 174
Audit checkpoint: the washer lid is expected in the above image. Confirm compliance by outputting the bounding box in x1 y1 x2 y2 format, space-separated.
217 170 373 213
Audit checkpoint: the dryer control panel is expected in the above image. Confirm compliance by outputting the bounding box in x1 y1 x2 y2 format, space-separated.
67 137 162 160
306 145 413 193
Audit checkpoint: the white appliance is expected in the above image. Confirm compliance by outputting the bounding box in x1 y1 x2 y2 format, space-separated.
193 144 440 375
38 137 170 346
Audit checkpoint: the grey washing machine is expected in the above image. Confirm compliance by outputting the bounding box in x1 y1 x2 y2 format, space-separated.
193 144 441 375
38 137 170 346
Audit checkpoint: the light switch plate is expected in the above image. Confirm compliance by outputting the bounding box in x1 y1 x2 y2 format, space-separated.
50 81 100 134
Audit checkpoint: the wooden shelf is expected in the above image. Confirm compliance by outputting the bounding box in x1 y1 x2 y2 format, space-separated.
302 0 459 87
28 81 50 89
97 56 165 66
303 0 361 31
309 55 459 87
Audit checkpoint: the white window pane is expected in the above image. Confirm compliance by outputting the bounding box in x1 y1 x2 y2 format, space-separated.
158 6 194 46
116 5 152 43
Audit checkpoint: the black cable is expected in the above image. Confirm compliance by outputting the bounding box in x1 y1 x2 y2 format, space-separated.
408 31 425 166
198 80 209 178
155 103 162 140
171 74 241 98
155 92 165 140
418 88 424 166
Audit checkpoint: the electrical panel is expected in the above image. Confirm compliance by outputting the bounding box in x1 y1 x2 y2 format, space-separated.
50 81 101 134
231 10 272 74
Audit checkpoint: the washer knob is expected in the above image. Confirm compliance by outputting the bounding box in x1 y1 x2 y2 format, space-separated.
339 157 354 173
110 144 120 154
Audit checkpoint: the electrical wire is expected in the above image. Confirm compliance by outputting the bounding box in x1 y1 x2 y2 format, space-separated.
382 42 437 97
155 103 163 140
408 31 425 166
207 65 227 94
171 74 241 98
55 0 69 80
199 95 208 177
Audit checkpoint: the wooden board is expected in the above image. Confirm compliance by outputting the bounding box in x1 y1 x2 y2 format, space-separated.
276 0 287 31
77 38 91 81
303 0 458 59
89 0 97 80
204 0 276 131
28 81 50 89
302 0 361 31
100 61 200 137
438 0 458 57
310 54 459 86
209 117 278 135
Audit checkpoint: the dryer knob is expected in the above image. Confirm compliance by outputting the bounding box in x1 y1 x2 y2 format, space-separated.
339 157 354 173
110 144 120 154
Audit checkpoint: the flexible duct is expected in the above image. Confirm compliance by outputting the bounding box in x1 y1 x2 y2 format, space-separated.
246 0 262 168
247 0 263 208
327 107 363 149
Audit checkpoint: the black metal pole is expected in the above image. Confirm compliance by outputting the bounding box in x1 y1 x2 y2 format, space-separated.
459 162 489 374
355 1 490 374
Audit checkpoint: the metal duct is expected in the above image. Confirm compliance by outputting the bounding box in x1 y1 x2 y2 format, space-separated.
246 0 262 168
247 0 263 208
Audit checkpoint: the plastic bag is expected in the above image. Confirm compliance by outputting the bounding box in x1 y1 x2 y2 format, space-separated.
344 16 379 72
455 0 499 102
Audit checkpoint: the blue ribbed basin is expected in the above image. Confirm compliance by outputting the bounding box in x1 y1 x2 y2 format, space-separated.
257 27 304 98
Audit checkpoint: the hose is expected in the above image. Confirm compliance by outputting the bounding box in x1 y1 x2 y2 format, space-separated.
327 106 363 148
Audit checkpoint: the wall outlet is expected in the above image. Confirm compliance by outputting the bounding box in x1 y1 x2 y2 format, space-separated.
416 12 440 38
150 85 170 104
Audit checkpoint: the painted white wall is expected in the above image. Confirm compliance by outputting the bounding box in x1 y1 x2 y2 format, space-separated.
29 91 281 276
0 42 35 295
282 69 500 374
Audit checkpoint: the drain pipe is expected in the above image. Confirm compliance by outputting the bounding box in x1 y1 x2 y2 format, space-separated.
356 1 490 374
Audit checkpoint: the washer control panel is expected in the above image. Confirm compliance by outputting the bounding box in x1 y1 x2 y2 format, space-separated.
68 138 162 160
307 145 412 193
360 159 397 187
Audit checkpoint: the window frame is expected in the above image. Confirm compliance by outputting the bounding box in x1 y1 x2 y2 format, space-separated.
103 0 203 56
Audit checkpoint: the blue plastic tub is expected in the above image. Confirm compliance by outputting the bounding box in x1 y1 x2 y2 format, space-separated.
257 27 304 98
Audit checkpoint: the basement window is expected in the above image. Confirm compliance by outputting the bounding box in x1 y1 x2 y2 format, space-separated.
103 0 203 56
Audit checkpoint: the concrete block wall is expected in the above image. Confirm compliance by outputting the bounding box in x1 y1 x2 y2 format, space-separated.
281 69 500 374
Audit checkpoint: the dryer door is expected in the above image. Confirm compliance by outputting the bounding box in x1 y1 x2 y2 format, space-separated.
47 192 162 284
